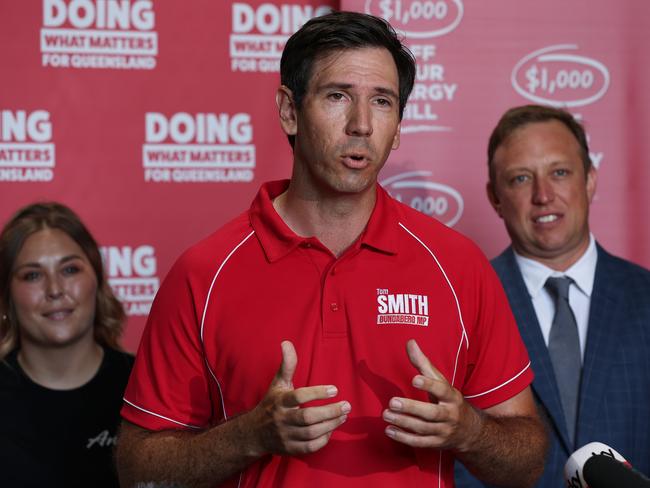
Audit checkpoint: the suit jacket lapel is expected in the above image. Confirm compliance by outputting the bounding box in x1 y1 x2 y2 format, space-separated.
493 248 573 452
577 245 622 442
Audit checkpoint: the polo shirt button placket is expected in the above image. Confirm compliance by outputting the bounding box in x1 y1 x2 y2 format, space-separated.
322 262 346 337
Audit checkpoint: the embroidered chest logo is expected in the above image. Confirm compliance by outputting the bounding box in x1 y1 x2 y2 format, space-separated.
376 288 429 326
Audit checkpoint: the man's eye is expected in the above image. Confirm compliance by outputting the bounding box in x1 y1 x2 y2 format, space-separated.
329 92 344 101
554 169 568 177
512 175 529 184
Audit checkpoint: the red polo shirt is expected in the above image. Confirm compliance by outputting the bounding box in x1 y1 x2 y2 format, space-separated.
122 180 532 487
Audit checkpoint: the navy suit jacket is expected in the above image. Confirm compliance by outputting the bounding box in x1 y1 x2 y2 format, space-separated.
455 244 650 487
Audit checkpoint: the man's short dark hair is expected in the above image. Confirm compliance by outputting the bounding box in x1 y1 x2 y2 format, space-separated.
281 10 416 125
487 104 593 184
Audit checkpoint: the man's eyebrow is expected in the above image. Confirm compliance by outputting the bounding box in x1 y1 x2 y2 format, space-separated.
316 82 399 99
375 86 399 99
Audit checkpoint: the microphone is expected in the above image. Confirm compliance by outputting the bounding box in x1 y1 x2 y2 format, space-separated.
564 442 650 488
583 454 650 488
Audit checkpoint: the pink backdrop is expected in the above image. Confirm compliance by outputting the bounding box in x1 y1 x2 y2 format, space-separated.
1 0 648 352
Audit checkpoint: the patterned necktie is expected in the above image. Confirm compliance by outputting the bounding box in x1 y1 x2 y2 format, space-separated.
546 276 581 446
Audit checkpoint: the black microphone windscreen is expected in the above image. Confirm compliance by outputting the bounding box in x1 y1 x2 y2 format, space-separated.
583 454 650 488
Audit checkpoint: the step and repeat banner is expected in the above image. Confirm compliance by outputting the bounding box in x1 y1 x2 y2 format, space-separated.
1 1 648 351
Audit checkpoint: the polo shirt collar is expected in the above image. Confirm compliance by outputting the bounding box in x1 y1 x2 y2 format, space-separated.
359 184 399 255
249 180 400 262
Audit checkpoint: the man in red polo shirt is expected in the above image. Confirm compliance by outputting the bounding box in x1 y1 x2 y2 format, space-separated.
117 11 547 488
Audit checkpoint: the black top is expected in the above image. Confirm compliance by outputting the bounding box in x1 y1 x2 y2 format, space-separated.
0 346 134 488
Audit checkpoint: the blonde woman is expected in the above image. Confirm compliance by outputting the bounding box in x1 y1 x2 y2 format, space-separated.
0 202 133 488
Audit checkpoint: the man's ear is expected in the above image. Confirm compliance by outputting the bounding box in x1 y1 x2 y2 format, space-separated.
276 85 297 136
486 180 503 218
586 165 597 203
391 123 401 150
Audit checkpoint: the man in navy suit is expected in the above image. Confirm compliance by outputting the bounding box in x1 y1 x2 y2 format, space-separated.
456 104 650 487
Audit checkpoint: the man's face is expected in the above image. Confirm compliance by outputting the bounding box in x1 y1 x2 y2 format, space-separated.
487 120 597 270
277 47 401 197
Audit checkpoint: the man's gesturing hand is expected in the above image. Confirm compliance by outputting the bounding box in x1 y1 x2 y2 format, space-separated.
251 341 350 457
382 339 483 452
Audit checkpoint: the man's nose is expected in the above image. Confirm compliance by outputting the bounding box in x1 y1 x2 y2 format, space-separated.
532 177 554 204
346 100 373 137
